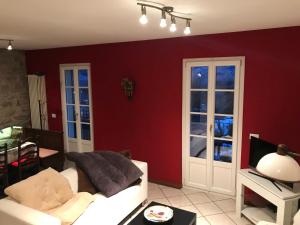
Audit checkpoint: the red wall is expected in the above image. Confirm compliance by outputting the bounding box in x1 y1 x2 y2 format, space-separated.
26 27 300 187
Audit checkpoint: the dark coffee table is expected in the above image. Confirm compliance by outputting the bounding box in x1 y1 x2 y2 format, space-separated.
128 201 196 225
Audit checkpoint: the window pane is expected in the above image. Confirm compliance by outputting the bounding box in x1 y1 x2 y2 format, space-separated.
215 92 234 114
190 114 207 136
190 136 206 159
216 66 235 89
66 105 76 121
65 70 74 86
79 88 89 105
81 124 91 140
78 69 88 87
214 140 232 163
214 116 233 139
191 66 208 89
191 91 207 113
68 122 77 138
80 106 90 123
66 88 75 104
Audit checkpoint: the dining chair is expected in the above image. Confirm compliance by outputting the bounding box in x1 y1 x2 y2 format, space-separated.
0 143 8 194
11 136 40 181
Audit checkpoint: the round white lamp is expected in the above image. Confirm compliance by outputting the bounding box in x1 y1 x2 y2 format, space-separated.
256 144 300 183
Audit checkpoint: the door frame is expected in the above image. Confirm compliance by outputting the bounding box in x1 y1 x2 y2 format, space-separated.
182 56 245 195
59 63 94 153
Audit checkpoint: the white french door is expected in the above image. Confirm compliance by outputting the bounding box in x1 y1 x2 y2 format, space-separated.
60 64 94 153
182 57 244 195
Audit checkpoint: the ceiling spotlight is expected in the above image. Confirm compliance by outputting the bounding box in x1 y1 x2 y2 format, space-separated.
169 16 176 32
184 20 191 35
7 40 13 51
160 11 167 28
137 2 191 34
139 5 148 25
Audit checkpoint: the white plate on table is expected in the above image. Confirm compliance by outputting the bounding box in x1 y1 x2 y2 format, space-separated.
144 205 173 223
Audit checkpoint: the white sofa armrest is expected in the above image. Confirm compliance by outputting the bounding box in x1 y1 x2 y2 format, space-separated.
0 198 61 225
132 160 148 200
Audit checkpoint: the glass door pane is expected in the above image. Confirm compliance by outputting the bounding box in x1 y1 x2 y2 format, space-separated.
65 70 77 138
213 65 235 163
78 69 91 140
190 66 208 159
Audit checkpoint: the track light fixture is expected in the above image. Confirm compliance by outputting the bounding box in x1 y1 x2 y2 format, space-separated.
0 39 13 51
137 1 192 35
139 5 148 25
169 16 176 32
184 20 191 35
7 40 13 51
160 10 167 28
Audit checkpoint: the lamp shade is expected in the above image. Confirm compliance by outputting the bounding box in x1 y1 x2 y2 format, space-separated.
256 152 300 182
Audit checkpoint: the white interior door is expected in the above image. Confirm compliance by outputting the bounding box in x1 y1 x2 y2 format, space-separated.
60 64 94 153
183 57 244 195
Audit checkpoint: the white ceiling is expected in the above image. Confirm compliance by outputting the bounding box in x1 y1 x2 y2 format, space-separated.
0 0 299 50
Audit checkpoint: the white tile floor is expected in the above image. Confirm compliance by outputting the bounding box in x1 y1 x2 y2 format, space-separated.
125 182 252 225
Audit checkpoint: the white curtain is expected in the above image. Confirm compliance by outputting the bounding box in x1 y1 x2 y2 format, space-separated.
27 74 49 130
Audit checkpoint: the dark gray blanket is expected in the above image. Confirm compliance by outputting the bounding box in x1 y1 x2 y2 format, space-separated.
66 151 143 197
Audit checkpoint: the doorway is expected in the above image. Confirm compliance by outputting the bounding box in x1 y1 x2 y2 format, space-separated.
60 64 94 152
182 57 244 195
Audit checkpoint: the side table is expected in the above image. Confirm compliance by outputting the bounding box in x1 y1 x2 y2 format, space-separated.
236 169 300 225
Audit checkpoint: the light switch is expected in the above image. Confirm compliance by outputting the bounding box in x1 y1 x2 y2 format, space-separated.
51 113 56 118
249 133 259 139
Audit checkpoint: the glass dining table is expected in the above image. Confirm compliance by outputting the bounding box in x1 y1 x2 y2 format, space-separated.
0 126 37 163
0 140 37 164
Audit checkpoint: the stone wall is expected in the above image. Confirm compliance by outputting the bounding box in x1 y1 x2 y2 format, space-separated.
0 50 30 129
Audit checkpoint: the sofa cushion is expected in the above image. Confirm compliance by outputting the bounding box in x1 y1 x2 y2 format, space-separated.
47 192 95 225
4 168 73 211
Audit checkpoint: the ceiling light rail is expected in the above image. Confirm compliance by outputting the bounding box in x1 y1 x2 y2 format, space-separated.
0 39 13 51
137 2 192 35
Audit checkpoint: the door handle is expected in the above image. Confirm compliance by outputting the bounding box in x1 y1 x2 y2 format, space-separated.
210 124 213 135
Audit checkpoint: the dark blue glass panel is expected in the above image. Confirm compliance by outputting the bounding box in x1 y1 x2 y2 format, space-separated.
80 106 90 123
216 66 235 89
190 114 207 135
68 122 77 138
190 136 206 159
66 105 76 121
214 140 232 163
191 66 208 89
214 116 233 138
81 124 90 140
66 88 75 104
78 69 88 87
79 88 89 105
65 70 74 86
191 91 207 112
215 92 234 114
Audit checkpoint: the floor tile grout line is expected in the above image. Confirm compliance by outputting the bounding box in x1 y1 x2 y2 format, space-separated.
180 186 215 224
181 187 240 225
149 183 247 225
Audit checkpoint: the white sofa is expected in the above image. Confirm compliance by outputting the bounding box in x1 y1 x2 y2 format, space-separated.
0 160 148 225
